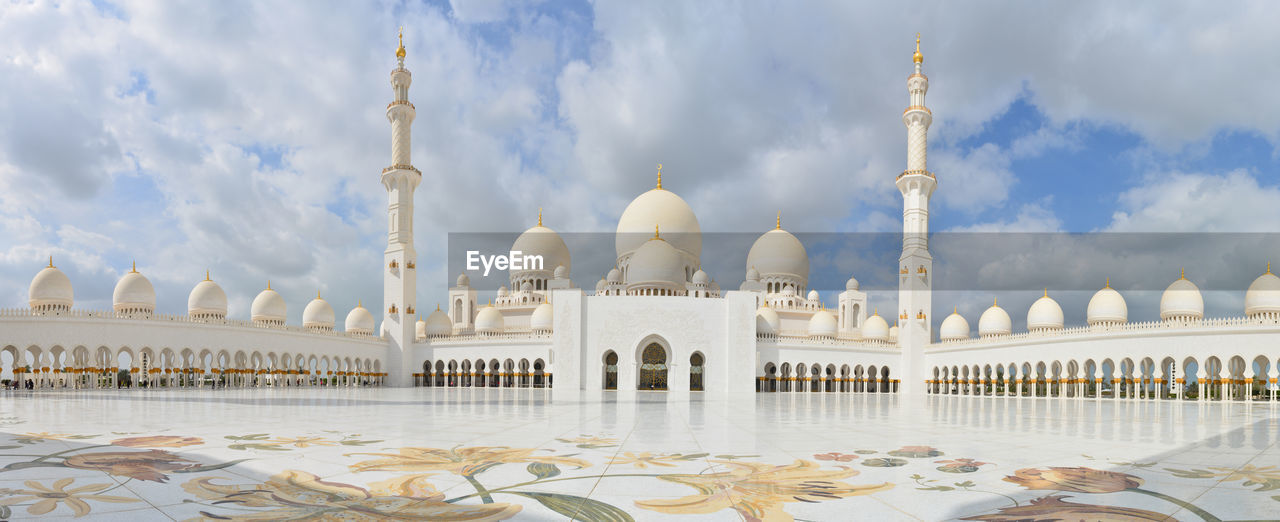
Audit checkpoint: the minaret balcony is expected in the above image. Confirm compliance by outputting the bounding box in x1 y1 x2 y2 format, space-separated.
382 164 421 175
902 105 931 116
896 169 934 180
387 100 416 110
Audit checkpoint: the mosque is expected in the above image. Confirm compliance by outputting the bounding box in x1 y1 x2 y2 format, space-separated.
4 34 1279 401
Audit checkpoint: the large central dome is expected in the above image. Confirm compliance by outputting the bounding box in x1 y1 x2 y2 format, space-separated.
616 188 701 260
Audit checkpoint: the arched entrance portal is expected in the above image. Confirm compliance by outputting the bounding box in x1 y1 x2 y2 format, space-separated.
639 343 668 391
603 351 618 390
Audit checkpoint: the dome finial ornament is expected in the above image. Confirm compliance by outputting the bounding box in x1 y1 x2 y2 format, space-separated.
653 224 661 240
537 207 543 227
266 279 272 291
1044 287 1048 298
1105 277 1110 288
993 297 998 306
1268 262 1272 274
913 33 923 64
396 26 406 61
776 211 781 230
131 260 137 273
1180 268 1186 280
205 269 211 281
48 255 53 268
656 163 663 190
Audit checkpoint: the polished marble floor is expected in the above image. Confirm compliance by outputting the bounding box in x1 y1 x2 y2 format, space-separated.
0 388 1276 521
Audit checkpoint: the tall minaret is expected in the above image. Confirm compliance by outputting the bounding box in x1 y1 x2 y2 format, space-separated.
896 34 936 395
383 28 421 386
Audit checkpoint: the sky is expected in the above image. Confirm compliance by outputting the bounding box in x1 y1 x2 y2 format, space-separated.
2 1 1279 331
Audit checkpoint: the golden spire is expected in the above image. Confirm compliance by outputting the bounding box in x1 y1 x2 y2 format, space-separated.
537 207 543 227
1104 277 1110 288
1043 288 1048 298
130 260 137 273
358 299 363 308
396 26 406 60
656 163 663 190
267 280 272 291
653 224 662 240
1180 268 1186 280
436 303 441 311
913 33 923 64
317 290 322 299
1268 262 1272 274
993 297 998 306
205 269 211 281
47 255 53 268
776 211 782 230
953 306 958 314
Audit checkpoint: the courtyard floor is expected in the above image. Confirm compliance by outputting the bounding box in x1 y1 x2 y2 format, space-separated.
0 388 1276 521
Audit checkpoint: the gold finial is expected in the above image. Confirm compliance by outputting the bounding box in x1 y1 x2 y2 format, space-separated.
396 26 406 60
1268 262 1272 274
953 306 958 314
993 297 998 306
913 33 923 64
358 299 363 308
776 211 782 230
205 269 211 281
48 255 53 268
317 290 322 299
656 163 663 190
436 303 441 311
1043 288 1048 298
1104 277 1110 288
130 260 137 273
653 224 661 240
267 280 272 290
873 308 878 316
537 207 543 227
1180 268 1185 280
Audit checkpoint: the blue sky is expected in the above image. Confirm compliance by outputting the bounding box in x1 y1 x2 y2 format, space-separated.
2 1 1279 330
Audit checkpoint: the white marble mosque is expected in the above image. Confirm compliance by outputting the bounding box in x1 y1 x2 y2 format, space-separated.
4 34 1280 405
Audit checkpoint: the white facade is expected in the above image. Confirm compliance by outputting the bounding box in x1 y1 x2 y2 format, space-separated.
5 35 1280 400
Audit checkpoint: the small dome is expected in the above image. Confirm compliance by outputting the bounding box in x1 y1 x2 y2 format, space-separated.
112 265 155 313
456 273 471 287
888 325 899 342
692 269 709 285
189 273 227 319
627 234 687 289
756 305 780 334
1087 282 1128 325
808 309 837 338
862 313 890 342
530 302 553 331
251 284 287 325
520 281 533 293
553 265 569 280
497 285 509 297
424 306 452 336
345 303 375 334
745 266 761 281
845 276 859 291
616 187 702 259
1027 292 1064 331
606 267 622 282
302 294 335 330
475 304 504 334
1245 266 1280 317
781 284 796 297
1160 273 1204 320
511 223 571 276
415 317 426 339
806 289 820 301
746 227 810 285
939 310 970 341
978 301 1012 337
29 260 73 311
595 278 607 292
